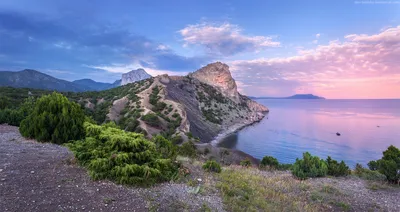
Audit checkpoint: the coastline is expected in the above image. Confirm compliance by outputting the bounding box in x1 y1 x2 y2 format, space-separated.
211 111 267 146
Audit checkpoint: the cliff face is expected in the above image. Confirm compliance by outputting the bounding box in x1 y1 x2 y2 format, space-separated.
190 62 240 103
121 69 152 85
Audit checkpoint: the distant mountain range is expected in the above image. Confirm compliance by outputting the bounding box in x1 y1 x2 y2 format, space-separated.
251 94 325 99
0 69 151 92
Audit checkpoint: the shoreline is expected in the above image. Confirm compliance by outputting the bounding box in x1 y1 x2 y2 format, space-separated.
211 112 267 146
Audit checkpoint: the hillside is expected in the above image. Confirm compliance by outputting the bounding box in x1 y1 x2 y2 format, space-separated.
70 62 267 142
72 79 116 91
0 70 86 92
0 68 152 92
0 62 268 142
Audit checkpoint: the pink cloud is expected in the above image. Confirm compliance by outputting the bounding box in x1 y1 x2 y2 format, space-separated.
229 26 400 99
179 23 280 56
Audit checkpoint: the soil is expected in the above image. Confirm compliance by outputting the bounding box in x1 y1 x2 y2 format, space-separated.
0 125 224 212
1 124 399 212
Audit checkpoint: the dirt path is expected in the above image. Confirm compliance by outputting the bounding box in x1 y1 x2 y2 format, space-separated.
0 125 147 212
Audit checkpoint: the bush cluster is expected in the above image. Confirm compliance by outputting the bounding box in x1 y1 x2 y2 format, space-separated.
240 158 252 167
67 122 178 186
355 163 386 181
260 156 279 169
326 156 350 177
367 145 400 183
141 113 161 128
19 93 85 144
178 141 197 158
202 160 221 173
0 97 35 126
292 152 328 180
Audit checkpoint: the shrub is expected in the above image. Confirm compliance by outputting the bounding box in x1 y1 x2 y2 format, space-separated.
292 152 328 180
178 141 197 157
19 93 85 144
368 145 400 183
203 147 210 155
326 156 350 177
171 135 183 145
186 131 193 139
152 135 177 159
67 122 178 186
202 160 221 173
240 158 252 167
260 156 279 169
141 113 161 127
0 97 35 126
354 163 386 181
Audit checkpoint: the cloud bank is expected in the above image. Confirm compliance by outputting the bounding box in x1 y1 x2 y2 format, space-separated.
230 26 400 99
179 23 280 56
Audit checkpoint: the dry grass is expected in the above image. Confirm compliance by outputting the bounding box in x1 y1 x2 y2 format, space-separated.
216 166 323 212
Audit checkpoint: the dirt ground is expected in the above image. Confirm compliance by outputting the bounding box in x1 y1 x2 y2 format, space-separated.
0 125 224 212
1 124 399 212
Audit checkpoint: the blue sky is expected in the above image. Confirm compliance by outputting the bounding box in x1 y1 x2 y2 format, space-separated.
0 0 399 98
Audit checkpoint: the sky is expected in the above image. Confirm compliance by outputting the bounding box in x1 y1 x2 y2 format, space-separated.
0 0 399 99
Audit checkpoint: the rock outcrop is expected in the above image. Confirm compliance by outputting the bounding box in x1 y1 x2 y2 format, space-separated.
121 69 152 85
190 62 240 103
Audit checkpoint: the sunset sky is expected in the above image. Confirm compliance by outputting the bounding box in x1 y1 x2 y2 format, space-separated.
0 0 399 99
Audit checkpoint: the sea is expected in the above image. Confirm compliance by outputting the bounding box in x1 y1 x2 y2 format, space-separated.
218 99 400 168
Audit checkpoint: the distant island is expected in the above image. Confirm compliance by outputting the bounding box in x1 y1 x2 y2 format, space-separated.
251 94 325 99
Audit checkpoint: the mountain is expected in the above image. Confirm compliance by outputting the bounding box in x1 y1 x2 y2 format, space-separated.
67 62 268 142
0 69 86 92
252 94 325 99
72 79 117 91
121 69 152 85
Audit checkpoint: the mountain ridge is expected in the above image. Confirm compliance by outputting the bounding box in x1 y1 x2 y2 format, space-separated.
251 94 325 99
0 69 153 92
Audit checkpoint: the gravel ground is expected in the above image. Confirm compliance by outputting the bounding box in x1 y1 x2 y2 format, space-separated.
310 176 400 211
0 125 225 212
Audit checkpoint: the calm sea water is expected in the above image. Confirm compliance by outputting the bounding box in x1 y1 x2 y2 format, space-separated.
218 99 400 167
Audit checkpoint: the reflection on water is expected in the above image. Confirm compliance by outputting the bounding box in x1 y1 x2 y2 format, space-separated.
218 99 400 167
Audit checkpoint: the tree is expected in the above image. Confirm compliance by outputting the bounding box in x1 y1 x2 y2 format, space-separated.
369 145 400 183
19 92 85 144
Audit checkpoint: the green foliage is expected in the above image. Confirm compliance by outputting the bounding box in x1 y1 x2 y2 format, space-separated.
19 92 85 144
260 156 279 169
185 132 193 139
171 135 183 145
368 145 400 183
0 96 36 126
67 122 178 186
354 163 386 181
152 135 177 159
0 96 11 109
141 113 161 127
326 156 350 177
201 108 222 124
202 160 221 173
367 160 379 171
0 109 24 126
178 141 197 157
292 152 328 180
240 158 252 167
